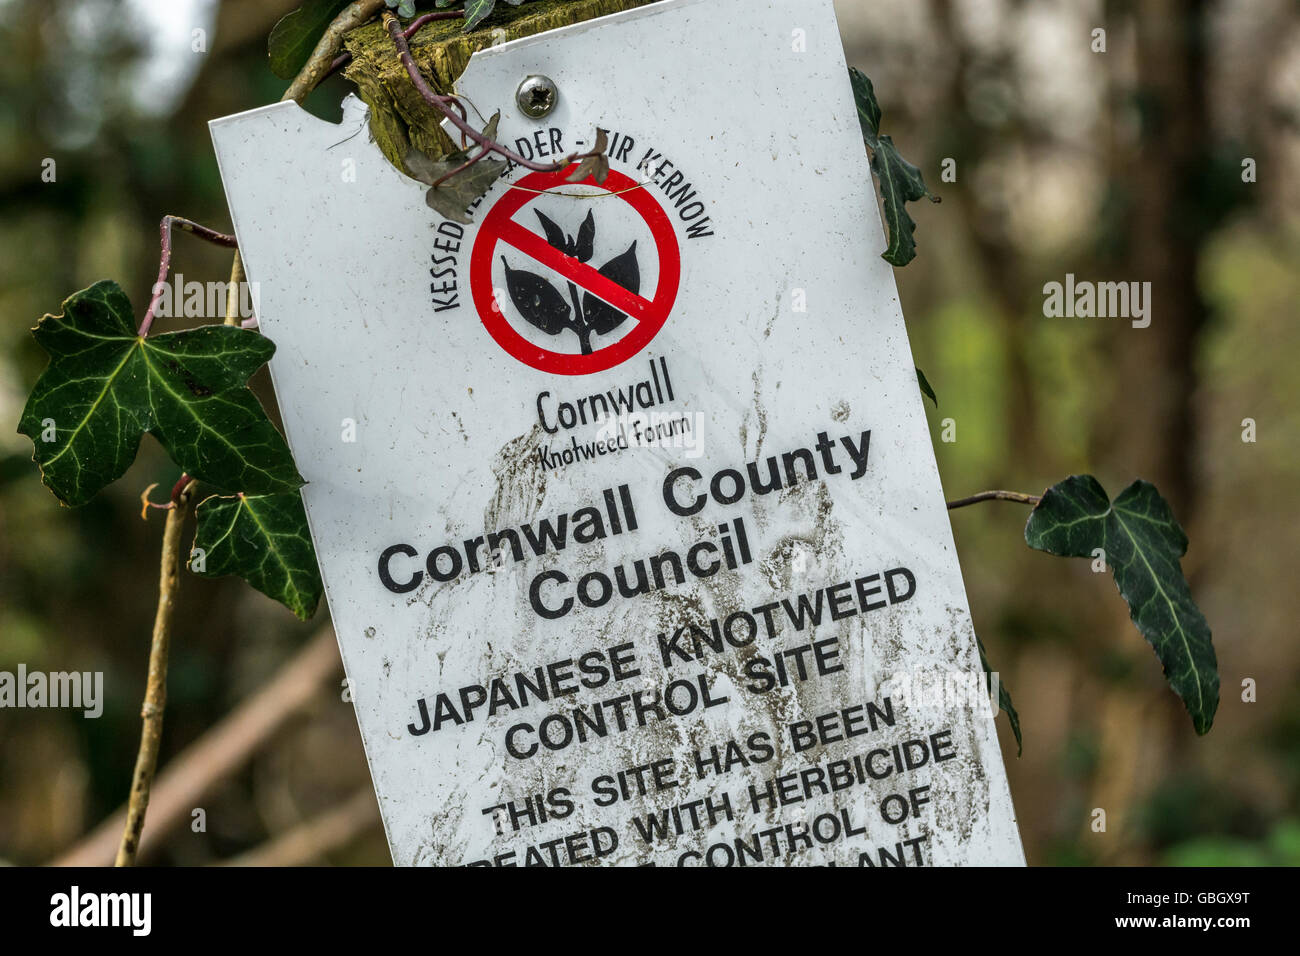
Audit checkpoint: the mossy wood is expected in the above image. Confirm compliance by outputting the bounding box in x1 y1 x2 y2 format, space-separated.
343 0 659 174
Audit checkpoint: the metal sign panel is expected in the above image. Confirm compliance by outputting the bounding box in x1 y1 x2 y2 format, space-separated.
211 0 1024 866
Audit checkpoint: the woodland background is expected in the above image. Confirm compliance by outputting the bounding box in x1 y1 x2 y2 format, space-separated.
0 0 1297 865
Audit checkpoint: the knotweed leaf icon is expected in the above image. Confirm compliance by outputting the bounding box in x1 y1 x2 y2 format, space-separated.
501 209 640 355
500 259 570 335
583 241 640 336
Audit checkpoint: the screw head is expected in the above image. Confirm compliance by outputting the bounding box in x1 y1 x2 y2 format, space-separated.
516 75 558 119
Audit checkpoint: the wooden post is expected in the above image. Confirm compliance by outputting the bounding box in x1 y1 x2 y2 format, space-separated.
342 0 659 172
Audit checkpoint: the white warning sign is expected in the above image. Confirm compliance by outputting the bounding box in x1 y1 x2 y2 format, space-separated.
211 0 1024 866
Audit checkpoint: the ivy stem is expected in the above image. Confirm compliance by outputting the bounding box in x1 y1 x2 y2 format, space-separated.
947 490 1043 510
137 217 237 338
115 475 197 866
382 12 605 175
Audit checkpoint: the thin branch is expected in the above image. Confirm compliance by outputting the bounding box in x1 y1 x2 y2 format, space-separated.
947 490 1043 510
54 627 342 867
115 476 197 866
138 217 237 337
223 251 245 327
382 12 604 174
281 0 389 105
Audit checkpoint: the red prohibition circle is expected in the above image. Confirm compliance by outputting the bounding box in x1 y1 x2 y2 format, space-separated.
469 165 681 376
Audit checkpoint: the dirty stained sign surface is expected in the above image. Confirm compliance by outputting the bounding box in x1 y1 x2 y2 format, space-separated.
210 0 1024 866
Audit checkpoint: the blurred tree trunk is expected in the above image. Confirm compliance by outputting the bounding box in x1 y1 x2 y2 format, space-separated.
933 0 1044 476
1098 0 1208 517
1089 0 1211 858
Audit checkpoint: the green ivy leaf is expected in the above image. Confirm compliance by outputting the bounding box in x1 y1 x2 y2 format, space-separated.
976 635 1021 756
916 366 938 408
454 0 529 31
463 0 499 31
192 492 323 620
849 67 940 267
1024 475 1219 735
850 67 882 143
268 0 352 81
17 280 303 507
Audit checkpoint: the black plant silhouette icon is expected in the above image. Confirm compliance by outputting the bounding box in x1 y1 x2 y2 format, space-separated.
501 209 640 355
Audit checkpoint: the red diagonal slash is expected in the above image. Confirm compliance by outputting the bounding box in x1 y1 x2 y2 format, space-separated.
496 218 653 324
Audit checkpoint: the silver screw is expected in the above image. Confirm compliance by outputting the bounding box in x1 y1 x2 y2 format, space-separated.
516 75 558 119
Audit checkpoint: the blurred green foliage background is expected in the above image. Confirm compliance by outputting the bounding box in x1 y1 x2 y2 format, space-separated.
0 0 1297 865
